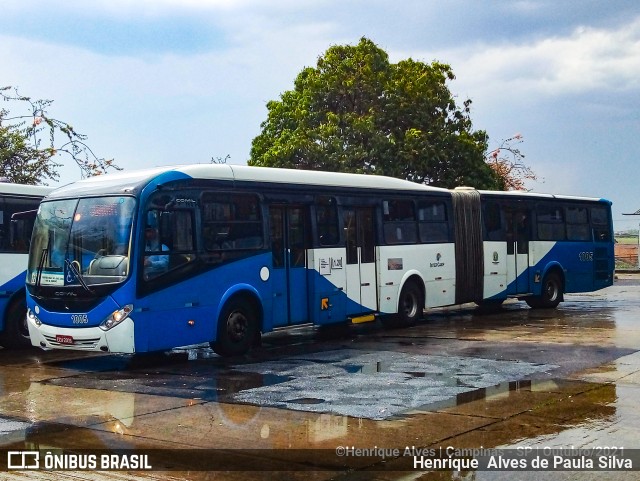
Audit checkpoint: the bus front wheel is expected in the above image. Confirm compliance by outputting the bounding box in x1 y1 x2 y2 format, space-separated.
526 272 563 309
0 296 32 349
212 299 259 357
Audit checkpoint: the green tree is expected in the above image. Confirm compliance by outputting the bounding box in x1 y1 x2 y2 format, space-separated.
249 38 504 190
0 86 120 185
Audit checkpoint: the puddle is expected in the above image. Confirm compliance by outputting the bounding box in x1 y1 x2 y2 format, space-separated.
41 369 290 403
171 344 218 361
232 349 558 420
0 416 31 447
287 398 325 404
44 351 192 372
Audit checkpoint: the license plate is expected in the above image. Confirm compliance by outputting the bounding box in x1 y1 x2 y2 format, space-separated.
55 334 74 345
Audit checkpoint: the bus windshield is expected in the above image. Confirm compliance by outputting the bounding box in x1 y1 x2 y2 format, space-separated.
27 196 136 288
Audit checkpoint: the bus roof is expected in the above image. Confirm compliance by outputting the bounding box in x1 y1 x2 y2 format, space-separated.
40 165 611 204
0 182 53 197
44 164 451 199
473 188 611 204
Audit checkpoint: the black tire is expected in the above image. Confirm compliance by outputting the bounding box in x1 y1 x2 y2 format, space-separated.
212 298 259 357
382 281 424 328
526 271 563 309
475 298 505 312
476 299 505 308
0 295 32 349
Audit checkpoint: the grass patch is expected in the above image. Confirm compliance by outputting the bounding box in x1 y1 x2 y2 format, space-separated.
616 236 639 245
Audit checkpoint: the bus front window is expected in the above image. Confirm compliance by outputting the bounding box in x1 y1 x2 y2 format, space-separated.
28 196 136 288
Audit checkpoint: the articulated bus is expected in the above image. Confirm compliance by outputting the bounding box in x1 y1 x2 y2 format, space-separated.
24 165 614 356
0 182 52 348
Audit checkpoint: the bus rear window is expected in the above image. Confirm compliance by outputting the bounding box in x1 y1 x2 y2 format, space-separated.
591 206 611 241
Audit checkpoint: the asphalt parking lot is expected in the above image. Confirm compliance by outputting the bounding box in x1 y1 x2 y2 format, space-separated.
1 274 640 480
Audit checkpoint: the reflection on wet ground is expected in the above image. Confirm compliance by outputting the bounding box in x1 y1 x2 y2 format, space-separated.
231 350 555 419
0 277 639 479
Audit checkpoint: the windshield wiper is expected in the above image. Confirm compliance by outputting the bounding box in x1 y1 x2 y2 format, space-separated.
65 259 93 294
35 248 48 288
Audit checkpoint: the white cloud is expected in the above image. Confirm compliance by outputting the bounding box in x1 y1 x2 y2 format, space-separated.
3 0 323 19
442 16 640 99
389 15 640 111
0 10 339 182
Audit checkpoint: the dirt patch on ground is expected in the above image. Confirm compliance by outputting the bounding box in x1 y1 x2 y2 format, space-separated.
616 243 638 266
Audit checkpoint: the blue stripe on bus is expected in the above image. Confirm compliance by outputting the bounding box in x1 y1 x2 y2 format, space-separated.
0 270 26 295
532 242 613 294
486 241 614 300
29 251 373 352
126 253 373 352
26 290 123 330
0 270 28 331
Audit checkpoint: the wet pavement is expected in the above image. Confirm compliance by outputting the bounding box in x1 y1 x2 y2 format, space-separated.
1 274 640 480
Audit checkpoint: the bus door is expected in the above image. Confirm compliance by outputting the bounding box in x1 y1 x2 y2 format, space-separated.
505 208 531 294
269 206 310 327
343 207 377 314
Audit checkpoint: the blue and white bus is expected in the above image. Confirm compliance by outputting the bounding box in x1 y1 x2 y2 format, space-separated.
0 182 52 348
24 165 614 356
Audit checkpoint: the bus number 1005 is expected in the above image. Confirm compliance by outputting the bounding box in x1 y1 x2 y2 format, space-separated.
578 252 594 262
71 314 89 324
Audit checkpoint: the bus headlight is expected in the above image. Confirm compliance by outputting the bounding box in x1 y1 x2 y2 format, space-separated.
27 308 41 326
100 304 133 331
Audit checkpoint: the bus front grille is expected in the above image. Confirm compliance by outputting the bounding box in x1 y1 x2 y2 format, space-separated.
43 334 101 349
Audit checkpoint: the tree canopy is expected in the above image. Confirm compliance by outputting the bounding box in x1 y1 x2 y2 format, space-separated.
0 86 119 185
249 37 505 190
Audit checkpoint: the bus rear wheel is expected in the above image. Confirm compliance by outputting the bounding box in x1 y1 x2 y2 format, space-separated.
382 281 424 328
526 272 563 309
212 299 259 357
0 296 32 349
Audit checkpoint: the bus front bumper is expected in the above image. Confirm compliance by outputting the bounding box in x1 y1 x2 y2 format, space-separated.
27 317 135 353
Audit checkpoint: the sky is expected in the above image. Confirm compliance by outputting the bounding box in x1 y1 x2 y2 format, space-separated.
2 0 640 231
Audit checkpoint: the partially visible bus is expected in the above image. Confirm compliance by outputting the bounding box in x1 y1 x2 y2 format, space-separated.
24 165 614 356
0 182 52 348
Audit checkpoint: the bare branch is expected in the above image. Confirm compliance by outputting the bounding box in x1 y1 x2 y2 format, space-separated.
486 134 537 191
0 86 120 184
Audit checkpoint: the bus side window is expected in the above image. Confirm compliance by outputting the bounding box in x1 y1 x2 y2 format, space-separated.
143 206 196 280
483 202 504 241
1 196 40 253
202 193 263 263
316 197 339 246
566 206 590 241
270 206 285 268
343 208 358 264
418 200 450 243
288 207 310 267
537 204 566 241
0 205 5 251
10 217 35 253
169 210 195 268
382 199 417 244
